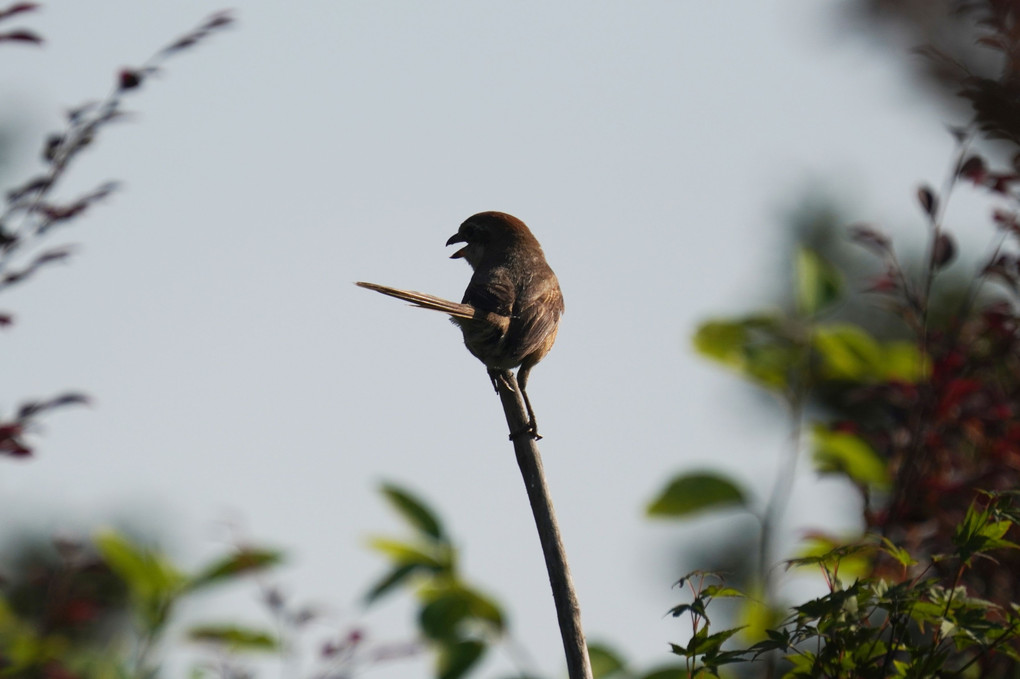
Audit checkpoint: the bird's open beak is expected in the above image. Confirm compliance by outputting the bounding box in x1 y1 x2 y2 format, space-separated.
446 233 467 259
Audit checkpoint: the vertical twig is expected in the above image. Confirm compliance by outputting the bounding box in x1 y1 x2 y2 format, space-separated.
495 374 592 679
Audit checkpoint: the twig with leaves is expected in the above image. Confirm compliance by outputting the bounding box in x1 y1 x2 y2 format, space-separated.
0 7 234 460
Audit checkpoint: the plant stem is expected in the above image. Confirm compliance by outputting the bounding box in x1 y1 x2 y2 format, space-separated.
495 372 592 679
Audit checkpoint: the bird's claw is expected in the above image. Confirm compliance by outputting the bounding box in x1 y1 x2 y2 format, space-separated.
509 421 541 441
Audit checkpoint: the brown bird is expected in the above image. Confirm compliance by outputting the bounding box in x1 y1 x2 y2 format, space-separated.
357 211 564 439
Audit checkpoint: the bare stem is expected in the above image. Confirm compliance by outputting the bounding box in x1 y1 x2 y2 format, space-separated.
495 373 592 679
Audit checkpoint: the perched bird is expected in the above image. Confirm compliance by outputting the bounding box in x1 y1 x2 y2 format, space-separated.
357 211 564 439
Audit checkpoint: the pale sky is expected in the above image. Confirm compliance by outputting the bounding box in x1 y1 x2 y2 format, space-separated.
0 2 973 677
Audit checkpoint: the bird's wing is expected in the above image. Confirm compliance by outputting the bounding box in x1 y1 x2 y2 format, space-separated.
461 268 516 317
505 280 564 361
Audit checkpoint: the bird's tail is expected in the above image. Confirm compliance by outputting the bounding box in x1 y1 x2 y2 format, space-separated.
356 281 476 320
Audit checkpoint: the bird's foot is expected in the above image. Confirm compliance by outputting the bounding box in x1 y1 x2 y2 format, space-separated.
489 369 515 394
509 420 541 441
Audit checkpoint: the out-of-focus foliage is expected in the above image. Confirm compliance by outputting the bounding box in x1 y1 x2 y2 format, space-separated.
367 484 689 679
667 494 1020 678
366 483 506 679
654 2 1020 676
0 530 283 678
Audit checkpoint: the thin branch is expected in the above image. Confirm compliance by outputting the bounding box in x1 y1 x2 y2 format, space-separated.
494 373 592 679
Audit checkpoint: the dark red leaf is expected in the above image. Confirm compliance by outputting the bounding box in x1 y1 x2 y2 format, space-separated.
202 12 235 30
0 422 30 458
918 185 938 217
0 423 23 438
0 29 41 44
0 3 40 21
165 36 198 52
932 232 956 269
0 313 13 327
7 175 52 202
43 134 63 162
958 155 987 182
937 378 983 418
848 224 891 254
118 69 143 90
17 392 90 419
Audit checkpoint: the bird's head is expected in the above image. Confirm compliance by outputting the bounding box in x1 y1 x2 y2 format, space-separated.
446 211 537 269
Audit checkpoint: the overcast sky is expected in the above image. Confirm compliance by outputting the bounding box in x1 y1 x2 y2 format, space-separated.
0 2 979 677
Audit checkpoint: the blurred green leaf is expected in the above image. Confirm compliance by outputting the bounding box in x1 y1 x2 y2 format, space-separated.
588 642 627 678
367 537 450 572
796 247 842 316
94 529 185 601
738 582 782 641
812 323 927 382
812 426 890 488
880 537 918 569
459 586 504 632
812 323 882 380
380 482 445 541
420 591 472 641
954 501 1020 564
95 529 187 632
879 340 929 381
647 472 748 518
694 316 804 391
188 548 283 591
437 639 486 679
685 625 745 656
793 536 874 580
693 320 748 366
700 584 744 599
419 585 503 640
188 624 278 651
364 563 418 605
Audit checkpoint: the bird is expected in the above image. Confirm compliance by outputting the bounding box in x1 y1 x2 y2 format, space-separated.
357 211 564 439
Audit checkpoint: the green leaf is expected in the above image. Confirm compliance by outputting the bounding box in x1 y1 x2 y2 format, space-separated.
459 587 505 632
189 548 284 591
647 472 748 518
880 537 918 569
363 563 418 605
588 642 627 678
188 624 278 651
687 626 745 656
693 320 748 366
94 529 186 601
380 482 445 541
812 323 928 383
812 324 883 380
796 247 842 316
367 537 450 572
420 591 472 641
419 586 504 640
812 425 890 488
693 317 801 391
878 341 929 381
793 535 874 578
954 501 1020 563
437 639 486 679
738 586 781 641
700 584 744 599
